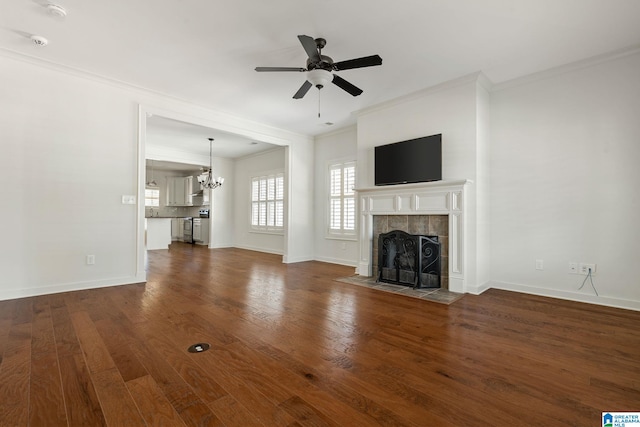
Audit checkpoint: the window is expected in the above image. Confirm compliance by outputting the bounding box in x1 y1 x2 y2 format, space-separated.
145 188 160 207
328 161 356 237
251 172 284 232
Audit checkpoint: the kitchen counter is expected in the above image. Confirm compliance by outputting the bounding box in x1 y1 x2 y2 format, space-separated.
146 218 171 250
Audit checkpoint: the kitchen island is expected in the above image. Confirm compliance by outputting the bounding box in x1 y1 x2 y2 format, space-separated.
146 218 172 250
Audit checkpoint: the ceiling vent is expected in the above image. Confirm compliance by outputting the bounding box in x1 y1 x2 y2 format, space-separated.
47 3 67 18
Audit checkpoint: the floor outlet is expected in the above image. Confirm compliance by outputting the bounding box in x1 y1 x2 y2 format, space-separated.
535 259 544 270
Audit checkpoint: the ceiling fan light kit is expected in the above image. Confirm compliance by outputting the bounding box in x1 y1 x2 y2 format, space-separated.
307 69 332 89
255 35 382 103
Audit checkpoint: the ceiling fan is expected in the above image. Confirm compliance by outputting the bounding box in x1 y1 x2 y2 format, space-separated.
255 35 382 99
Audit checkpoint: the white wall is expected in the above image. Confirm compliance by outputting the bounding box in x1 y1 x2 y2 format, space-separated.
0 54 311 300
0 56 141 299
209 157 235 248
314 127 359 267
233 148 286 254
283 140 315 263
355 74 490 292
489 50 640 309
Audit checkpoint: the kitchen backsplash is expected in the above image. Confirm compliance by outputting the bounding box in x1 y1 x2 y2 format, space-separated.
145 205 202 218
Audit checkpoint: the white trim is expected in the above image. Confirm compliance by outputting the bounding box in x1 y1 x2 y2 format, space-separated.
356 179 472 293
355 73 485 119
0 275 146 302
233 244 284 256
491 44 640 92
314 255 359 268
488 281 640 312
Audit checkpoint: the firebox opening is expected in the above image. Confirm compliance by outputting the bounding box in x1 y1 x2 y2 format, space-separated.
372 214 449 289
377 230 441 289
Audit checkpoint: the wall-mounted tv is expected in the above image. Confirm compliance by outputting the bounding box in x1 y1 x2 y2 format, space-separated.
374 133 442 186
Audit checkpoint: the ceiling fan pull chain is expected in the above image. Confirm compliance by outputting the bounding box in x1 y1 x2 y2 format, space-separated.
318 91 321 118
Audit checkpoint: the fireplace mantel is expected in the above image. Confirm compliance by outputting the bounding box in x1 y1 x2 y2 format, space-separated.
356 179 472 293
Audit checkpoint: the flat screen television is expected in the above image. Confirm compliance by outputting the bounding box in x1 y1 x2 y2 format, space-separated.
374 133 442 186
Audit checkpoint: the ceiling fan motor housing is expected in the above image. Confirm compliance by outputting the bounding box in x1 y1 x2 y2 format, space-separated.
307 55 334 71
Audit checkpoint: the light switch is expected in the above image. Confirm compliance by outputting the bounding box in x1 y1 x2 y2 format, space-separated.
121 195 136 205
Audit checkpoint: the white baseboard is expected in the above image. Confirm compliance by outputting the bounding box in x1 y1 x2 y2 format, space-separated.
314 255 358 268
0 274 146 302
488 280 640 312
465 281 492 295
233 244 283 256
283 254 314 264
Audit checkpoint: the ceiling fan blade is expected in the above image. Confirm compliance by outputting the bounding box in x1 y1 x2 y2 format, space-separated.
297 35 320 62
255 66 306 72
333 55 383 71
293 80 313 99
332 75 363 97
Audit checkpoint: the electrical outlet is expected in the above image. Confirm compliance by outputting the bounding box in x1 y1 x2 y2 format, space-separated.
579 263 596 275
86 255 95 265
568 262 578 274
535 259 544 270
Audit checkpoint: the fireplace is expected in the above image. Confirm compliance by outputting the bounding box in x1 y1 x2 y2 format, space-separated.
356 180 470 293
378 230 442 288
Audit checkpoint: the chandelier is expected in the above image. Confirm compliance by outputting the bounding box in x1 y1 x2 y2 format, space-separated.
203 138 224 189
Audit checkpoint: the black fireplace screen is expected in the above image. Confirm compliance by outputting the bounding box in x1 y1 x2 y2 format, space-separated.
377 230 441 288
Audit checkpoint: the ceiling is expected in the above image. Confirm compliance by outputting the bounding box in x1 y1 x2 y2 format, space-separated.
146 115 279 163
3 0 640 138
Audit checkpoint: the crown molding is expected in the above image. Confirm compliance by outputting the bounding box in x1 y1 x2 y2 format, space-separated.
491 44 640 92
315 124 357 140
355 72 491 118
0 47 313 145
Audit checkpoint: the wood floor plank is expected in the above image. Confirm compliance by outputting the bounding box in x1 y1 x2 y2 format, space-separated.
137 318 295 426
29 298 67 426
0 322 32 426
126 374 188 427
0 243 639 426
91 367 146 426
58 352 107 426
208 395 265 427
69 310 117 374
128 337 224 427
93 317 149 382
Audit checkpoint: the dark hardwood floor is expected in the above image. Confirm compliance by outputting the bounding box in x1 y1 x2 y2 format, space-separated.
1 243 639 426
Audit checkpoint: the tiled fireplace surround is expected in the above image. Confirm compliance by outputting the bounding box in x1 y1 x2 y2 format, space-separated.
357 180 471 294
372 214 449 289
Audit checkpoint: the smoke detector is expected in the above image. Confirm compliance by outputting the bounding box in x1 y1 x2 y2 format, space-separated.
30 35 49 47
46 3 67 18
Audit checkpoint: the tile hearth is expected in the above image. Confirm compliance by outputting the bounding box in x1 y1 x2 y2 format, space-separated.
334 275 463 305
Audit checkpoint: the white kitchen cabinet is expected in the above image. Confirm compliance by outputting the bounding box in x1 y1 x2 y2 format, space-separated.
171 218 180 240
193 218 209 245
177 218 185 241
167 176 203 207
193 219 202 242
166 177 186 206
